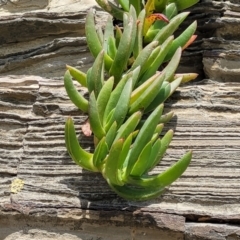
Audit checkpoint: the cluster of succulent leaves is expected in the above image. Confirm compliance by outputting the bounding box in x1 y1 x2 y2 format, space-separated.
64 0 199 201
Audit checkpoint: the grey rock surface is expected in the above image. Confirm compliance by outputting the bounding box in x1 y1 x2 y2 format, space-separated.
0 0 240 81
201 1 240 82
0 0 107 79
0 76 240 240
1 0 240 239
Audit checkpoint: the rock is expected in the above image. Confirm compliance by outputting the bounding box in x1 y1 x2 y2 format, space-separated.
175 0 240 82
200 1 240 82
0 0 97 15
185 223 240 240
177 0 225 79
0 75 240 239
1 0 240 82
203 40 240 82
1 1 240 239
0 0 107 79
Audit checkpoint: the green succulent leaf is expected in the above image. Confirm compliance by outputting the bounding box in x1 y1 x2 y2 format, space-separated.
129 72 165 114
88 50 105 97
97 76 114 124
115 25 123 49
145 82 170 113
66 65 87 87
105 121 118 148
103 71 132 125
159 111 174 123
103 16 115 52
93 136 109 170
139 36 173 84
64 70 88 113
65 117 97 172
104 138 125 186
164 21 197 62
169 0 199 11
150 3 178 31
95 0 125 20
162 47 182 82
130 41 159 72
154 0 168 12
143 138 162 174
169 76 182 97
118 0 130 11
133 9 145 58
145 12 189 43
107 36 118 59
104 108 116 131
130 72 161 105
113 78 133 127
130 141 153 177
145 129 174 172
114 111 142 143
163 2 178 19
108 183 165 201
96 26 104 45
109 7 137 84
85 9 113 71
129 0 142 15
118 133 133 172
129 151 192 188
89 92 106 140
138 45 161 78
124 104 164 179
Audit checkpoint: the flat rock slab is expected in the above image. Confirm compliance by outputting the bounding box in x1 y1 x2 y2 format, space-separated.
0 0 97 15
0 0 107 79
0 76 240 239
1 0 240 81
1 0 240 239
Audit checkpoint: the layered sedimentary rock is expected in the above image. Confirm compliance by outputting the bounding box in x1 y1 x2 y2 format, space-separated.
1 0 240 81
179 0 225 78
0 76 240 239
166 0 240 82
0 0 106 78
202 1 240 82
1 1 240 239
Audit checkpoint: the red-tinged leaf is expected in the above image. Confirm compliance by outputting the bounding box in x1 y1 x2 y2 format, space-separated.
150 13 169 23
144 13 169 36
182 35 197 50
146 13 169 25
81 118 92 137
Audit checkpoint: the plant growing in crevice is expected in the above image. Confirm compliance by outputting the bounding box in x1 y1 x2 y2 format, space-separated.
64 0 199 201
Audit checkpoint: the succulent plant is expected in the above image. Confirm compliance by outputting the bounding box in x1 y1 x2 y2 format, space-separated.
63 0 198 201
